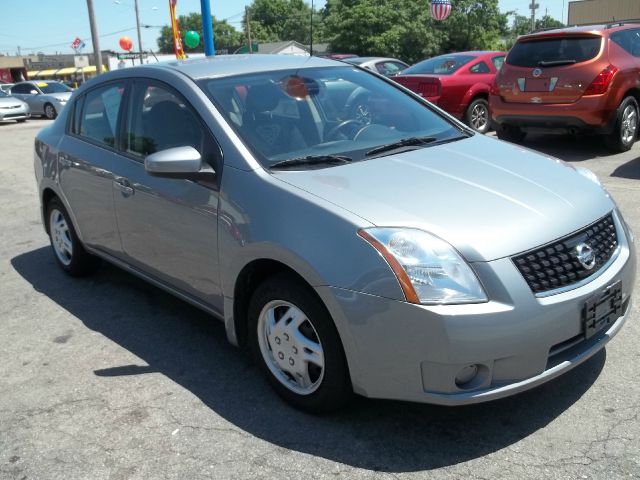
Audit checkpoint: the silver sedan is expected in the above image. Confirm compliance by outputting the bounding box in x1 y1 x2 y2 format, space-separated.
0 90 30 122
343 56 409 76
10 80 72 119
34 55 636 412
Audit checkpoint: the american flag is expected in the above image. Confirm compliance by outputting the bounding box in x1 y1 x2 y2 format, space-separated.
430 0 452 21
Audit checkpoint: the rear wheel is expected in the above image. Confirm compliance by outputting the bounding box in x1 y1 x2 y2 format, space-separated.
606 96 638 153
496 125 526 143
46 197 100 276
248 273 352 413
465 98 491 134
44 103 57 120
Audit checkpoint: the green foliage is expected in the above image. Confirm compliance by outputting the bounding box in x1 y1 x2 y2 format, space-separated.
323 0 507 64
244 0 315 44
157 12 243 54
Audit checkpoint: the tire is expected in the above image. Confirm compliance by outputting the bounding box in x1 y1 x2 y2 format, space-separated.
16 119 26 123
465 98 491 134
496 125 526 143
606 96 638 153
44 103 57 120
248 273 352 413
46 197 100 277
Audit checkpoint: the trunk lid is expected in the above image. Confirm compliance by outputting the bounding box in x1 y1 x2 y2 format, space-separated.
395 75 442 100
497 33 606 104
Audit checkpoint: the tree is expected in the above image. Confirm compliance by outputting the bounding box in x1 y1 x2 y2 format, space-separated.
439 0 508 53
243 0 315 44
157 13 243 54
323 0 443 64
535 15 564 30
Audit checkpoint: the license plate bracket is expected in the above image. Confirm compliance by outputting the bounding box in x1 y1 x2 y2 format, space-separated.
583 280 622 340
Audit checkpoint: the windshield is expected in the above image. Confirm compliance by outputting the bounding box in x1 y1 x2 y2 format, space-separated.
402 55 476 75
199 66 461 168
38 82 72 94
507 37 602 67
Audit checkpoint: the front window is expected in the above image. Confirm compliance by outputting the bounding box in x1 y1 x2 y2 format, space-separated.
38 82 73 94
402 55 476 75
199 66 461 168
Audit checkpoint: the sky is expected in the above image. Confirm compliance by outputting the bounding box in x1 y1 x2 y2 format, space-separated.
0 0 567 56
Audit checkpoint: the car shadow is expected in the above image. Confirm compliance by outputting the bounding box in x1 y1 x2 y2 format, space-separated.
11 247 606 472
611 156 640 180
513 133 613 162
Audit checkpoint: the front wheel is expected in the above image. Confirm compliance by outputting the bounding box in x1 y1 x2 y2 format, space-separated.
465 98 491 134
248 274 352 413
44 103 57 120
46 198 100 276
606 96 638 153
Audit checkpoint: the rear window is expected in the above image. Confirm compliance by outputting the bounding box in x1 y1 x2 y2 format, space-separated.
402 55 475 75
506 37 602 67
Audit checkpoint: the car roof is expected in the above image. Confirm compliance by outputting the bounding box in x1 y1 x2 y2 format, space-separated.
146 54 344 80
519 22 640 41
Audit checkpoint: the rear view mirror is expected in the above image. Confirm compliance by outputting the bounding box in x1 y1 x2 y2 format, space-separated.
144 146 214 179
29 90 38 94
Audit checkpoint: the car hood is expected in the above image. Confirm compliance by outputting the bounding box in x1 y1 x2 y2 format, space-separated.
0 96 26 107
273 134 614 262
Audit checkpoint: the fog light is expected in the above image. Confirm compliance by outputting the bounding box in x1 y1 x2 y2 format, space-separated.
455 364 478 387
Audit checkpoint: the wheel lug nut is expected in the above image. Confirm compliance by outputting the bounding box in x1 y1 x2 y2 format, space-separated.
275 337 281 344
289 358 294 365
278 352 284 360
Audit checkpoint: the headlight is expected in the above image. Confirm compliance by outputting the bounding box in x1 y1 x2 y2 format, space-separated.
358 228 488 304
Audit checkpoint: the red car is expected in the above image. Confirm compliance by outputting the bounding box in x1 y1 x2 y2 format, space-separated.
394 51 506 133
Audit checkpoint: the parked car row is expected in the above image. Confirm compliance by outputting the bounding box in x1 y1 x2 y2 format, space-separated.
361 21 640 152
0 80 74 123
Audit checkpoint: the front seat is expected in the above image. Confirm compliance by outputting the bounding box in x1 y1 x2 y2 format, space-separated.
144 100 201 154
241 83 307 157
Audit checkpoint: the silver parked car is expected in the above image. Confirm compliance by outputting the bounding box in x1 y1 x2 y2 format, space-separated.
34 55 636 412
343 56 409 76
11 80 72 119
0 90 30 122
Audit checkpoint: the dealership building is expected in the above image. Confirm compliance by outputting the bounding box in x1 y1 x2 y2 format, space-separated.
568 0 640 25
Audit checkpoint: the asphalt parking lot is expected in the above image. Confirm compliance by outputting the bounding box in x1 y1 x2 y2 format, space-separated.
1 119 639 480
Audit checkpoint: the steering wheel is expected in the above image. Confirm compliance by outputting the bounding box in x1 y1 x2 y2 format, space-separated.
325 119 365 141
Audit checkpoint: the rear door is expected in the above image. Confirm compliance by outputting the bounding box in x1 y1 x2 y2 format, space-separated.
498 34 605 104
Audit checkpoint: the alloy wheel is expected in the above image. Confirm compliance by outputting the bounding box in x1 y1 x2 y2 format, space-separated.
621 104 637 145
49 209 73 266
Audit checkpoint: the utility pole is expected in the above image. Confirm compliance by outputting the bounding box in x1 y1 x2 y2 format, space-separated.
134 0 144 64
245 6 253 54
310 0 313 56
86 0 102 76
529 1 539 31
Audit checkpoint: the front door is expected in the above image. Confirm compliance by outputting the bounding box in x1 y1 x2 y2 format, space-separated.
111 79 223 309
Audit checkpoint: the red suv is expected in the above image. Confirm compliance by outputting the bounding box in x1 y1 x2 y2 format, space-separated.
490 22 640 152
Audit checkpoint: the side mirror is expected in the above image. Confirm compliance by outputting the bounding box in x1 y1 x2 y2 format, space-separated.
144 146 214 179
29 89 38 95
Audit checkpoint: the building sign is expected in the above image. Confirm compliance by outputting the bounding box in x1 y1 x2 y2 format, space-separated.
74 55 89 68
116 52 149 60
71 37 86 52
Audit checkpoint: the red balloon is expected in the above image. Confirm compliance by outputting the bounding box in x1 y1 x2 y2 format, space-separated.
119 36 133 51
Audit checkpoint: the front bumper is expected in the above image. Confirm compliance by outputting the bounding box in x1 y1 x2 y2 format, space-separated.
317 212 636 405
0 105 30 121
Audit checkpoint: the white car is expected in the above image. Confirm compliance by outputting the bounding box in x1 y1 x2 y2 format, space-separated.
10 81 72 119
0 90 30 123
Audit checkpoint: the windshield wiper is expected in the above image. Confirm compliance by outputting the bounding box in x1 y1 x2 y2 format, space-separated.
538 59 576 67
365 136 437 157
269 154 352 170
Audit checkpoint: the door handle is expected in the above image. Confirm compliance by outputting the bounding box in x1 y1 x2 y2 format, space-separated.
114 177 134 196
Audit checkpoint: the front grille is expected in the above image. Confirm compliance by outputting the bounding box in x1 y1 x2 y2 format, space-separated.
513 213 618 294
